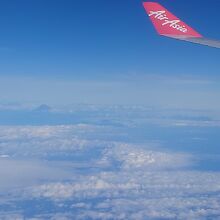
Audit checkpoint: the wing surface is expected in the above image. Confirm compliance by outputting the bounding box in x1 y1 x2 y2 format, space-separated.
143 2 220 48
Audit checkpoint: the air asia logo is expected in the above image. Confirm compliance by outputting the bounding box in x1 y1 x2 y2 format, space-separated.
149 11 188 33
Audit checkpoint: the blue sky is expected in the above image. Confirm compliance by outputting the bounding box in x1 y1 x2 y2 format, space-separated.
0 0 219 107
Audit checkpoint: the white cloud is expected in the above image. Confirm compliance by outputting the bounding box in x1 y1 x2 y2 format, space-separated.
0 125 108 159
0 213 24 220
0 124 219 219
28 170 220 219
0 159 70 192
100 144 192 170
24 139 220 219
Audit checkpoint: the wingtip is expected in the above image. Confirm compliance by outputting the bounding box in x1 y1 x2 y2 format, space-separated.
143 2 202 38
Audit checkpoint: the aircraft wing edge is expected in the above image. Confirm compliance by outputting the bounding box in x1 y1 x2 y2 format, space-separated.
162 35 220 49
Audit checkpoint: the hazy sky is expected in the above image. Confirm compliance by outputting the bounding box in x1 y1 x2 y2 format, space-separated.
0 0 219 108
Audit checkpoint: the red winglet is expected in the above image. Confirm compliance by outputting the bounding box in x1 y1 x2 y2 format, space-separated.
143 2 202 38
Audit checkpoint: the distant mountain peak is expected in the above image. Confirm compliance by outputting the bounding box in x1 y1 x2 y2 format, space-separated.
34 104 52 112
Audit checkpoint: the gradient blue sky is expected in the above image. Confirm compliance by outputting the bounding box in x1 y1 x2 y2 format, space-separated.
0 0 219 107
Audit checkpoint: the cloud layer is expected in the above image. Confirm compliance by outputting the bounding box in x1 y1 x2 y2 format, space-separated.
0 123 219 219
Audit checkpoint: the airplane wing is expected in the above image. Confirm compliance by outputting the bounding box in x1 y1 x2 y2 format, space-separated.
143 2 220 49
